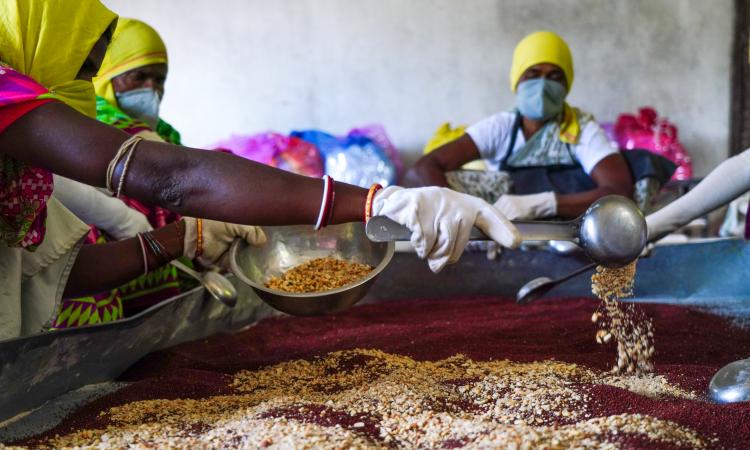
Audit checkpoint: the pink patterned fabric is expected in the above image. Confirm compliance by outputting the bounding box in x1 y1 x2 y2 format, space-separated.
0 65 55 249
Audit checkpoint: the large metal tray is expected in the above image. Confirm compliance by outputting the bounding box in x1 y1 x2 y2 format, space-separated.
1 238 748 437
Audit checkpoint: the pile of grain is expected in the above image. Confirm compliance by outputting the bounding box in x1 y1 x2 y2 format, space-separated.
37 349 705 449
265 257 373 293
591 261 655 374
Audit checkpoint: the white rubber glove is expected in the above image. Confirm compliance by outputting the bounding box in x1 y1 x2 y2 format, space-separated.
183 218 266 267
493 191 557 220
372 186 520 272
647 149 750 241
52 175 152 240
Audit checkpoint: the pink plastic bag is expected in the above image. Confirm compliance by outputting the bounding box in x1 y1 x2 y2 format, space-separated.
609 107 693 181
212 132 324 177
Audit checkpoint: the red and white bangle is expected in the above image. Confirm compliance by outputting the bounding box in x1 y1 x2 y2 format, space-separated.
364 183 383 223
315 175 336 230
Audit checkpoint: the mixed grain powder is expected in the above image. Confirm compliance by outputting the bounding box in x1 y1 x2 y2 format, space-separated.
265 257 374 293
17 262 694 448
591 261 655 375
29 349 708 449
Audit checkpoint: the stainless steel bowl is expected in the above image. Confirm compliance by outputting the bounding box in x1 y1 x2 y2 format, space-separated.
229 223 395 316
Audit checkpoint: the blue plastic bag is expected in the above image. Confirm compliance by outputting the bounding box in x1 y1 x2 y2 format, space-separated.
291 129 397 188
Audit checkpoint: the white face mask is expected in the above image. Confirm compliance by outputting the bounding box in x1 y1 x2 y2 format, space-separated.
115 88 162 128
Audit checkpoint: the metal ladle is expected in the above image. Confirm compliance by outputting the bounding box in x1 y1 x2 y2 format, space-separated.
171 260 238 308
367 195 647 269
515 263 596 304
709 358 750 403
516 240 659 304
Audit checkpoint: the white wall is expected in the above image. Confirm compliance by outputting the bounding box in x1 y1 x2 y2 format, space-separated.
104 0 733 176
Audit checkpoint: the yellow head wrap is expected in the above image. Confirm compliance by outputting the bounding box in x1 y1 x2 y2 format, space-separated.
94 18 168 106
0 0 117 118
509 31 580 144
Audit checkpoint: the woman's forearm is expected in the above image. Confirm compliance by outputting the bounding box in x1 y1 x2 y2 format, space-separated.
555 154 634 218
406 135 482 188
63 221 185 298
405 157 451 188
555 186 632 219
120 141 368 225
0 102 367 227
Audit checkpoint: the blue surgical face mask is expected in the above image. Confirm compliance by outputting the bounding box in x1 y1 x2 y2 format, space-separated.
515 78 566 121
115 88 162 128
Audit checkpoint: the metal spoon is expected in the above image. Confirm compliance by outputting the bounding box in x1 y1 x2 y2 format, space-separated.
515 232 660 305
516 263 596 304
709 358 750 403
171 260 238 308
367 195 647 269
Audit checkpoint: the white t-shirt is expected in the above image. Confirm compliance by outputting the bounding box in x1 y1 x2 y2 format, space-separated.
466 111 617 175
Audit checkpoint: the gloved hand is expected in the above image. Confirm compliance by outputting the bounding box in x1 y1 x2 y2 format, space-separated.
372 186 520 272
647 149 750 241
493 191 557 220
183 218 266 267
52 175 152 240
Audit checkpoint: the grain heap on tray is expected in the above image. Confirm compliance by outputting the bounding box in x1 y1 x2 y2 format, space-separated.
265 257 374 293
32 349 709 449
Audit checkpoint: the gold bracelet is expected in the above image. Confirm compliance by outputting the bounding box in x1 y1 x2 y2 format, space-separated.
196 218 204 258
364 183 383 223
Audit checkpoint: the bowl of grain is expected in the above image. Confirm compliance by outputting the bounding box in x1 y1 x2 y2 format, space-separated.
229 223 395 316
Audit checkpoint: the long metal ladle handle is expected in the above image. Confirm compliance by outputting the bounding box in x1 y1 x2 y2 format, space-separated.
171 259 201 279
366 216 579 243
171 260 239 308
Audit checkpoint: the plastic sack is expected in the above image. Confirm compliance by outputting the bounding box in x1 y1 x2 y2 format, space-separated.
212 132 324 177
606 107 693 181
291 129 397 188
349 124 404 181
423 122 487 171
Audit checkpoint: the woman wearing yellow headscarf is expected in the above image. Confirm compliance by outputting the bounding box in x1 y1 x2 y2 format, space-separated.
93 18 180 144
57 19 190 321
0 0 520 339
409 31 633 220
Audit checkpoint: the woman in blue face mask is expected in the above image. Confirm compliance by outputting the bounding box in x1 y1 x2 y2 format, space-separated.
94 18 177 144
408 31 634 220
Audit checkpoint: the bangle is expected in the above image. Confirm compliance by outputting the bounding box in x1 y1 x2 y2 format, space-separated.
106 136 143 196
315 175 335 230
326 180 336 227
364 183 383 223
142 231 170 266
105 140 131 194
136 233 149 276
115 138 140 198
196 218 204 258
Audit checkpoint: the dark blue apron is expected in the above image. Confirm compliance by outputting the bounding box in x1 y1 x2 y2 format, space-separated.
501 112 596 195
501 113 676 196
